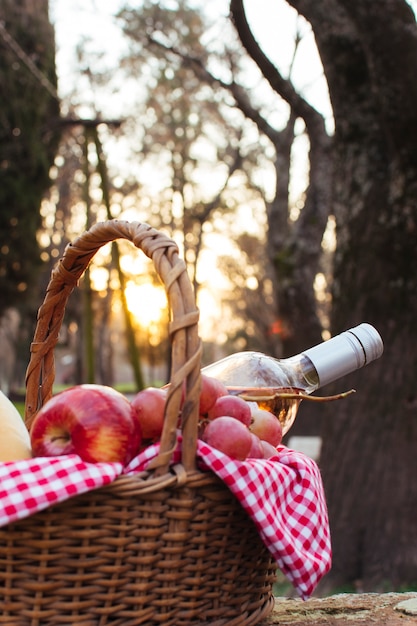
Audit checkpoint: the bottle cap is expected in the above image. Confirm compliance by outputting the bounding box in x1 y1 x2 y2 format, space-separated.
303 323 383 388
347 323 384 362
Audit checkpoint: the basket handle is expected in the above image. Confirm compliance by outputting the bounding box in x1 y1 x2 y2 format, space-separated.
25 220 202 475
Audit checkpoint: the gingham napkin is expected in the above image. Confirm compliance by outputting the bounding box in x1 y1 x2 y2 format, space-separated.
0 441 331 599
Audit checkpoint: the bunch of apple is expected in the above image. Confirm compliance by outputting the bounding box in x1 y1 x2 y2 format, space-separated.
29 375 282 465
129 375 282 460
196 375 282 460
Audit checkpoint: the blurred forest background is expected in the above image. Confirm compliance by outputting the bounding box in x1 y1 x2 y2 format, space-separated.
0 0 416 595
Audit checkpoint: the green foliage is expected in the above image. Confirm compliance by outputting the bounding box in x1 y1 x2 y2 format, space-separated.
13 401 25 419
272 570 293 597
0 0 60 316
273 248 295 279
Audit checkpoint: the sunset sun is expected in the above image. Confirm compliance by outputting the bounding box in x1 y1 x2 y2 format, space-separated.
125 282 167 328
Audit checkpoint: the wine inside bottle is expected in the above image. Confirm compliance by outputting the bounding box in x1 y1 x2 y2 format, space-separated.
228 386 303 433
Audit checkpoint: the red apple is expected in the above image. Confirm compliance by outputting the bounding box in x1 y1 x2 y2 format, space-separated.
131 386 167 440
202 415 252 460
207 394 252 426
250 407 283 447
261 440 279 459
199 375 228 415
247 432 264 459
30 384 142 465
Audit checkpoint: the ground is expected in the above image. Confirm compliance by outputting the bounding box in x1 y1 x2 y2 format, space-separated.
261 592 417 625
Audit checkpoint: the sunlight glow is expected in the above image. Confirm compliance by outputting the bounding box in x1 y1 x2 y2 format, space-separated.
125 282 167 328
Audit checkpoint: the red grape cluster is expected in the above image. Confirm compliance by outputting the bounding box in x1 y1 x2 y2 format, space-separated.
132 375 282 461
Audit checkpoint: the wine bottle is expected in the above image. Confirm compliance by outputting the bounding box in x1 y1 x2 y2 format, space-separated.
202 323 383 434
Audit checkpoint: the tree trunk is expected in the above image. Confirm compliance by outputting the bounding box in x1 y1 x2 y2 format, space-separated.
0 0 60 317
287 0 417 591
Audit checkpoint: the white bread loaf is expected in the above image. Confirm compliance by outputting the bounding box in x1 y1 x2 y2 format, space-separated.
0 391 32 461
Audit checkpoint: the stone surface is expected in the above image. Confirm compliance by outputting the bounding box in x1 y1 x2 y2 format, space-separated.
394 597 417 615
260 592 417 625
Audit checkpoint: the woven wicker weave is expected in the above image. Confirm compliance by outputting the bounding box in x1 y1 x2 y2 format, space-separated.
0 220 276 625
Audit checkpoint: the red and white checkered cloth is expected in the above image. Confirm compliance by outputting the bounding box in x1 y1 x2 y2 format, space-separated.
0 440 331 599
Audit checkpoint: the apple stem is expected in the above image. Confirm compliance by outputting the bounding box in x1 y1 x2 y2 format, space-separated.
240 389 356 403
50 434 71 443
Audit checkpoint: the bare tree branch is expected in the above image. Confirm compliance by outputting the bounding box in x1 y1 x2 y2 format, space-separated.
229 0 327 138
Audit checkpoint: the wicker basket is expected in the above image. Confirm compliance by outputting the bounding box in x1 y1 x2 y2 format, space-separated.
0 220 277 626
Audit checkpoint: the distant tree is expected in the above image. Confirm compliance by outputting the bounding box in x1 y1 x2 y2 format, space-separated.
0 0 60 318
117 2 249 294
228 5 331 356
217 231 281 356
